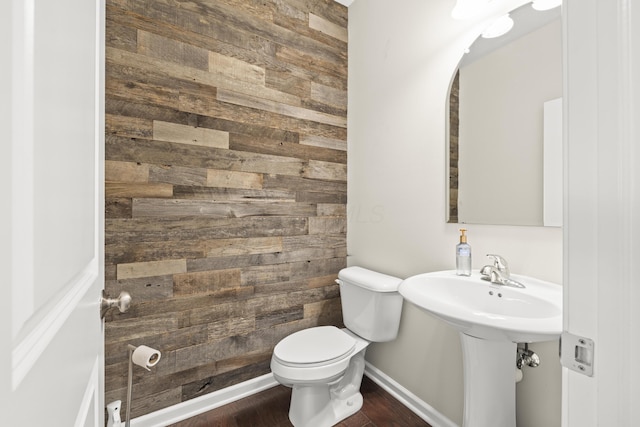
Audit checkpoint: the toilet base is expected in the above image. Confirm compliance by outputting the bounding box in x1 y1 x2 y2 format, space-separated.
289 385 363 427
287 348 367 427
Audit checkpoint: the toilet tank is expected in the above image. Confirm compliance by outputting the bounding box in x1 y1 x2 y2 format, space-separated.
338 266 404 342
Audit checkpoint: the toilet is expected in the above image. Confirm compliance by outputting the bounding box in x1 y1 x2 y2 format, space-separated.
270 266 404 427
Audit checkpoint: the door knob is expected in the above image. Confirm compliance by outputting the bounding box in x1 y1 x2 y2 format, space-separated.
101 290 132 318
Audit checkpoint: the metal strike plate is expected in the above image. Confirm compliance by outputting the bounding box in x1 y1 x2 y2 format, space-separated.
560 331 594 376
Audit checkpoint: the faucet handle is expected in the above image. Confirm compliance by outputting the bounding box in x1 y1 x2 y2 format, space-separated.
486 254 509 275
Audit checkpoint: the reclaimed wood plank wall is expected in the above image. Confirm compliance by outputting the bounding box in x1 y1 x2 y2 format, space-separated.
104 0 348 418
449 70 459 223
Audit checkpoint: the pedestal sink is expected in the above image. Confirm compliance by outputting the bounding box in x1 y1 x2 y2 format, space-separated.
398 270 562 427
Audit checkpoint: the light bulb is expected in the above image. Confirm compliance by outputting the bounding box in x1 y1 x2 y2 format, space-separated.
532 0 562 11
482 14 514 39
452 0 491 20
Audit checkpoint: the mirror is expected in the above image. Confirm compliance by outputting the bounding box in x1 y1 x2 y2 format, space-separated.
447 3 562 226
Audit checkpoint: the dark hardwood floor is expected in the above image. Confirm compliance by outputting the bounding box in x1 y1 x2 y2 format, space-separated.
168 376 432 427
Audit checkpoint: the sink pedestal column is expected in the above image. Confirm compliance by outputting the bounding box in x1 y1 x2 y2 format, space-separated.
460 333 517 427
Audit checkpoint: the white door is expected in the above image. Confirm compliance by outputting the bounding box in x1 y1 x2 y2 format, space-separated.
0 0 106 426
563 0 640 425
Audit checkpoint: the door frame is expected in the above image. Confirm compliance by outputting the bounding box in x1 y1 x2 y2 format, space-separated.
563 0 640 425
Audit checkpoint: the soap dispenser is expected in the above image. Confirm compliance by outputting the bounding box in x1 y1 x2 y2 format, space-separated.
456 228 471 276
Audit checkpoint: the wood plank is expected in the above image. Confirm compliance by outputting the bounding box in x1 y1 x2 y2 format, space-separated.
105 182 173 198
105 160 149 183
276 44 347 80
256 306 304 330
240 263 292 286
307 274 340 289
179 360 271 402
173 186 296 202
265 68 310 99
309 216 347 235
149 164 208 186
282 234 346 251
262 173 347 194
176 89 347 141
250 285 341 315
105 239 209 264
311 81 347 110
152 120 230 148
108 46 301 106
317 203 346 216
107 135 308 177
303 159 347 181
105 217 309 244
209 51 266 86
105 312 181 342
217 88 346 128
137 29 209 71
174 269 242 297
206 169 264 190
186 247 346 273
283 0 348 30
106 113 153 138
309 12 348 43
131 199 316 218
304 297 342 324
106 71 181 108
106 15 137 52
106 98 198 129
290 258 346 281
117 258 188 280
106 198 133 219
206 236 283 258
296 190 346 204
300 134 347 151
196 115 299 144
228 132 346 164
105 274 174 303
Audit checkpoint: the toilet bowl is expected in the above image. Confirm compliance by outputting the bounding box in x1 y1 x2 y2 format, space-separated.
271 327 369 427
270 266 403 427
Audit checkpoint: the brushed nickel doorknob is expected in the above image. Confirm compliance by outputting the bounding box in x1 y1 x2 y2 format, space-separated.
100 290 132 318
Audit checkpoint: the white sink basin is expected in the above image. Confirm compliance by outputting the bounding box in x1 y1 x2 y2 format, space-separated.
399 270 562 342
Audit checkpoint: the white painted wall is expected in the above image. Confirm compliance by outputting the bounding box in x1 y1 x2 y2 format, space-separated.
348 0 562 425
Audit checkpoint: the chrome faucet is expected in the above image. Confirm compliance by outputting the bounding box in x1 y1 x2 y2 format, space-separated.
480 254 525 288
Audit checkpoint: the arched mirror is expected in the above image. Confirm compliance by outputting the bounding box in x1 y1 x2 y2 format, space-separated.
447 3 562 226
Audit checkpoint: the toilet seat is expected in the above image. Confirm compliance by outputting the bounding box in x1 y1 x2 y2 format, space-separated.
273 326 356 368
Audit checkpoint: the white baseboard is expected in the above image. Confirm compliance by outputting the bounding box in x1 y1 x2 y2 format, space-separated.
363 362 458 427
130 373 278 427
129 363 457 427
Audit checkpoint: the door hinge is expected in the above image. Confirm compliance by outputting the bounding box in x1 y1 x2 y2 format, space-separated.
560 331 594 376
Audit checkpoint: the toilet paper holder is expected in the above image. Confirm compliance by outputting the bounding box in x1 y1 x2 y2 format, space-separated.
125 344 161 427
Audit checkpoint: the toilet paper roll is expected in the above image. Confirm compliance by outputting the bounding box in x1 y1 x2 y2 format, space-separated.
132 345 161 371
515 368 523 383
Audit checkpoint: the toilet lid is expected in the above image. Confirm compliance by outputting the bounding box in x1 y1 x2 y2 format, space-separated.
273 326 356 366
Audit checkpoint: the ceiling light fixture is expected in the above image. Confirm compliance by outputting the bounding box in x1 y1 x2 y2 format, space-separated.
482 14 514 38
451 0 491 20
531 0 562 11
